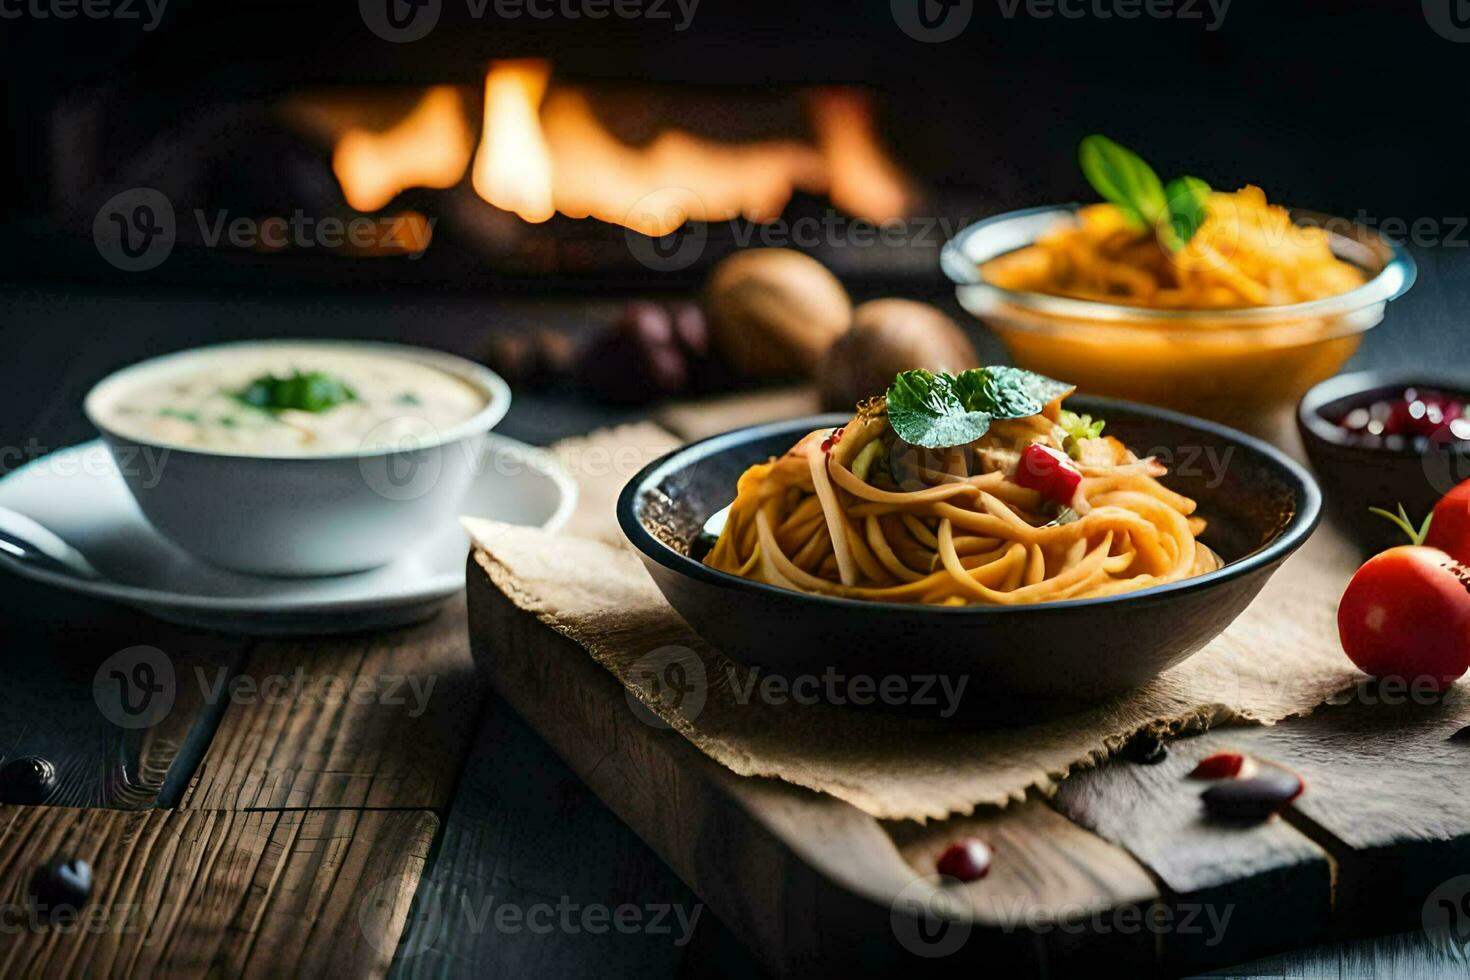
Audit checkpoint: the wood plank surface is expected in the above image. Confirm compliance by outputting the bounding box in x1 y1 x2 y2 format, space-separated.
180 597 481 810
1191 685 1470 931
1200 928 1470 978
391 693 701 979
466 552 1169 975
1051 733 1334 973
0 577 248 810
0 804 437 977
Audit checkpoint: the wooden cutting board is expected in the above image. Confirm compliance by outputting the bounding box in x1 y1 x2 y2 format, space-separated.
466 552 1470 976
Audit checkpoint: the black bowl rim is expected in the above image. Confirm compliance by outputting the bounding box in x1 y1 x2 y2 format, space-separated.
1297 369 1470 457
618 396 1323 617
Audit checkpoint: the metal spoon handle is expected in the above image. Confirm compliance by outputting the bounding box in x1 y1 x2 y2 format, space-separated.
0 507 101 580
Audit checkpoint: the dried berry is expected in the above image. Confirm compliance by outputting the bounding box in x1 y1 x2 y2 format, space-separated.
576 302 719 405
1201 765 1304 823
625 301 674 347
670 303 709 358
1188 752 1248 779
28 857 92 915
936 838 992 883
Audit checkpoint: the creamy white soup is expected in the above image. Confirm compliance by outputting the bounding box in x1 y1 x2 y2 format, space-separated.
97 345 489 455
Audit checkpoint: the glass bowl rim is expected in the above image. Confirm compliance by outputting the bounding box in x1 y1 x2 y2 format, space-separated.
941 203 1417 328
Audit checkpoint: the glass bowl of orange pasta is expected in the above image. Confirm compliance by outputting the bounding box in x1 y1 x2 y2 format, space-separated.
941 191 1416 420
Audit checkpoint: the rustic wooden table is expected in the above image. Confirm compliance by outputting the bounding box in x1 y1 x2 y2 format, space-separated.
0 274 1466 977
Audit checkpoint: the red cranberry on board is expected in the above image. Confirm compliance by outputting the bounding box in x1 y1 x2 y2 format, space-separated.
936 838 993 883
1188 752 1248 779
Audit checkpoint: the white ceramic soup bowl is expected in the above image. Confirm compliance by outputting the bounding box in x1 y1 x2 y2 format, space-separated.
84 340 511 577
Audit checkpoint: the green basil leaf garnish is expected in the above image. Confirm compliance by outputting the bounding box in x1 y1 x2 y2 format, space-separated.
885 367 1074 449
237 370 357 413
885 370 993 450
1078 134 1167 229
1160 175 1212 252
1079 135 1213 250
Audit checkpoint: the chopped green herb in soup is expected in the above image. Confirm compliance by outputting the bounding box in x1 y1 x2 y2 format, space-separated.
100 346 488 455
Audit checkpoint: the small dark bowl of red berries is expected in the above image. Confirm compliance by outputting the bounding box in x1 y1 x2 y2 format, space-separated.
1298 371 1470 554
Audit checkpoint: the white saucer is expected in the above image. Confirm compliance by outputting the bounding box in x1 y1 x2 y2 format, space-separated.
0 435 576 634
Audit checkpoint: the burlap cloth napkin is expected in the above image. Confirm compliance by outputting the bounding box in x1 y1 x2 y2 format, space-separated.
468 394 1363 822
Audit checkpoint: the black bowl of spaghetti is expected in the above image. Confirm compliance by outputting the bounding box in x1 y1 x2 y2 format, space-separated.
618 384 1319 719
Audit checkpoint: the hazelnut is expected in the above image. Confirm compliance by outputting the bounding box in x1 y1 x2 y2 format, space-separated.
703 248 851 378
818 299 979 411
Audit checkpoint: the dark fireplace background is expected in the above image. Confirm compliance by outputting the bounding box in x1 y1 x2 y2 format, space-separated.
0 0 1463 292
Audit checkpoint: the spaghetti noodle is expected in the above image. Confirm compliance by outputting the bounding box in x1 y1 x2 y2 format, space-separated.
981 186 1365 309
703 389 1219 606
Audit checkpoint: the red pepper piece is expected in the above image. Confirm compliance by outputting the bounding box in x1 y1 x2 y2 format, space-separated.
1014 444 1083 505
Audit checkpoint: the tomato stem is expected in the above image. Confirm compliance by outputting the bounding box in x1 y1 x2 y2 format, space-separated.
1368 504 1434 546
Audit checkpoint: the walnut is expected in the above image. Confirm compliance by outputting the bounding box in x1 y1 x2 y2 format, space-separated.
703 248 852 378
818 299 979 411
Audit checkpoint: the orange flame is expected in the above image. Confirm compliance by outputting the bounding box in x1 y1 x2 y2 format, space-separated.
540 88 826 235
331 86 474 212
471 60 555 224
807 88 910 223
306 60 912 240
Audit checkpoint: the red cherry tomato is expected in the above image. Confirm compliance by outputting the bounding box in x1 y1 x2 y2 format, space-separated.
1015 444 1083 505
1337 545 1470 689
1426 479 1470 566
